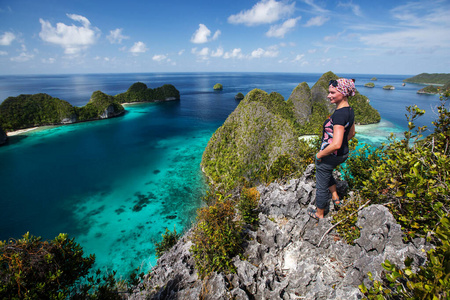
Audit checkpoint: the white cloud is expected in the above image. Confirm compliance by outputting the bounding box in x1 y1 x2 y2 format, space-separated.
251 47 279 58
224 48 244 59
308 49 317 54
211 47 224 57
107 28 129 44
338 2 363 17
10 52 34 62
0 50 8 55
293 54 304 61
266 17 300 38
228 0 295 26
359 2 450 51
304 16 329 27
42 57 56 64
191 47 210 62
178 49 185 55
152 54 167 62
129 41 148 54
191 24 221 44
0 32 15 46
39 14 99 54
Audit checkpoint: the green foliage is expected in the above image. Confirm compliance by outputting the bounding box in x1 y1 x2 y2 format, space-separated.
155 227 182 259
359 210 450 299
115 82 180 103
0 232 95 299
342 95 450 241
213 83 223 90
190 196 243 279
418 85 441 94
77 91 124 121
0 93 76 131
332 194 366 244
404 73 450 85
238 187 260 225
0 232 146 299
371 77 378 81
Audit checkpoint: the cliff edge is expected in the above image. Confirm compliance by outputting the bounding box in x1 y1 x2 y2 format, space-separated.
130 166 430 299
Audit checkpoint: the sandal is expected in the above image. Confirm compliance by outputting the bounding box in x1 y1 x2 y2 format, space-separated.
307 208 320 220
332 198 341 210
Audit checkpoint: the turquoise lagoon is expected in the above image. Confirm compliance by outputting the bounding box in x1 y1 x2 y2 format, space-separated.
0 72 444 276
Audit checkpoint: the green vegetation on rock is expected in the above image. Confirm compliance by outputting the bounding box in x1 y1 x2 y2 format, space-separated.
404 73 450 85
364 82 375 88
115 82 180 103
371 77 377 81
234 92 244 100
0 93 77 131
213 83 223 90
201 71 380 191
383 85 395 90
0 82 180 132
77 90 124 121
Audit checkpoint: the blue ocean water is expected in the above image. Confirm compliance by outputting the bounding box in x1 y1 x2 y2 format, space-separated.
0 72 443 276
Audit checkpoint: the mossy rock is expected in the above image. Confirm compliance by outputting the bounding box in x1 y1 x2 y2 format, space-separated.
383 85 395 90
235 92 244 100
213 83 223 90
371 77 378 81
364 82 375 88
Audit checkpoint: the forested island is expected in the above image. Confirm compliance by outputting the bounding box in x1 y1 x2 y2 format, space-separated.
0 82 180 140
404 73 450 94
201 71 380 189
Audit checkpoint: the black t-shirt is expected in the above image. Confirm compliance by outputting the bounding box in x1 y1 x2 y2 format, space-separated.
320 107 355 156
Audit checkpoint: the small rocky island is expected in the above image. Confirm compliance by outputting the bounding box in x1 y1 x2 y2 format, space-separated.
213 83 223 90
0 82 180 136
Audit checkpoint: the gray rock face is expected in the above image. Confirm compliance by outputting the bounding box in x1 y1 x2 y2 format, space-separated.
287 82 312 125
130 165 431 299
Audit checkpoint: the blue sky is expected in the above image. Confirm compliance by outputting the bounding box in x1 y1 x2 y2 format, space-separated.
1 0 449 75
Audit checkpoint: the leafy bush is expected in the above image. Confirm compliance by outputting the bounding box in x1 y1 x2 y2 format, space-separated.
238 187 260 225
190 196 243 279
341 94 450 241
155 227 182 259
0 232 95 299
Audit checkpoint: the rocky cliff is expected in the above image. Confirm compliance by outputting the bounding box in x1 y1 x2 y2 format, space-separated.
130 165 430 299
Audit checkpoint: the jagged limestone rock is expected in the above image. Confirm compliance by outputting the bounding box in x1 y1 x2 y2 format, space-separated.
131 166 430 299
287 82 312 125
201 89 300 188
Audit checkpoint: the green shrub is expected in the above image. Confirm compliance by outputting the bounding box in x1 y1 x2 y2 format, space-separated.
340 94 450 241
190 196 242 279
0 232 95 299
155 227 182 259
238 187 260 225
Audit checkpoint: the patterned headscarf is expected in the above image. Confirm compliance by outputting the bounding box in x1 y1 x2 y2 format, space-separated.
334 78 356 97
